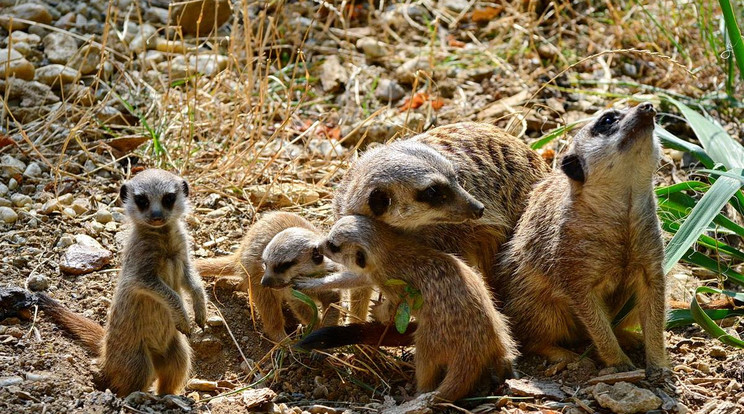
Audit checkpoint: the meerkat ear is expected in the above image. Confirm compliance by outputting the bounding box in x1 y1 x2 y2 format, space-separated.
181 180 189 197
355 250 366 269
119 183 129 202
561 154 586 183
368 188 391 216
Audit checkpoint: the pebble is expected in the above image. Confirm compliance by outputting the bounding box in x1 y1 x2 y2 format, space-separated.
69 44 101 75
192 335 223 356
0 48 34 80
129 24 157 52
395 56 430 84
34 64 78 88
0 3 53 30
59 235 112 275
94 208 113 223
71 198 89 214
56 235 75 248
206 316 224 327
22 162 42 178
186 378 218 392
709 346 727 359
43 32 78 64
1 155 26 177
0 376 23 387
0 198 10 207
89 221 104 235
25 372 54 382
25 273 50 291
62 207 77 218
356 37 389 60
307 405 337 414
7 178 18 190
0 183 6 196
319 55 347 92
375 78 405 102
592 382 661 414
11 193 32 207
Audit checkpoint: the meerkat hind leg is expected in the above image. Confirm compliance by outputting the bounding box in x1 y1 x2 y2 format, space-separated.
153 335 191 395
102 346 156 396
415 353 444 393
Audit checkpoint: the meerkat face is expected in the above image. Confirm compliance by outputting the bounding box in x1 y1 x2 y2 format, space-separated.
342 142 485 230
260 228 328 289
120 169 189 227
319 216 377 274
561 102 659 185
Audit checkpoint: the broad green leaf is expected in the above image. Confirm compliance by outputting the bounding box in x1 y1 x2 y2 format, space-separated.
690 287 744 348
655 127 714 169
699 169 744 185
664 97 744 169
385 279 408 286
658 189 744 238
655 181 709 197
531 117 593 150
291 289 319 332
663 176 744 274
394 301 411 334
661 221 744 261
668 308 744 329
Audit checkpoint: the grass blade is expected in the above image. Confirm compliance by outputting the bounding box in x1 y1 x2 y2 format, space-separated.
656 127 715 169
663 176 744 274
719 0 744 79
691 287 744 347
291 289 319 332
678 250 744 286
531 117 593 150
668 308 744 329
658 191 744 238
661 221 744 261
655 181 710 197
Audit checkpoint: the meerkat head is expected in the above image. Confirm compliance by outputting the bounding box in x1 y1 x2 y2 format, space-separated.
260 228 329 289
320 215 384 274
119 169 189 228
560 102 658 186
338 141 485 230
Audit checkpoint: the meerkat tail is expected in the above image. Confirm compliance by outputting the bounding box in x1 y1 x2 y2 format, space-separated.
296 322 416 350
194 255 236 277
36 294 104 356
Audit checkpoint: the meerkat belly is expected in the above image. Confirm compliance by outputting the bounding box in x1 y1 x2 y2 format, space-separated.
106 293 175 352
158 256 184 292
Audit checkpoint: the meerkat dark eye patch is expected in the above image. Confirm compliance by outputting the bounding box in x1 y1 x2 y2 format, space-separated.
368 188 391 216
561 154 586 183
326 240 341 253
311 247 324 265
162 193 177 209
133 194 150 210
592 111 621 136
273 260 297 274
416 183 452 207
355 250 366 268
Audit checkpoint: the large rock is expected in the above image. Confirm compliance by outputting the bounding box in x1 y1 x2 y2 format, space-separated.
592 382 662 414
0 3 53 31
68 44 101 75
0 48 35 80
0 78 59 107
43 32 78 64
169 0 231 36
34 65 78 88
59 235 112 275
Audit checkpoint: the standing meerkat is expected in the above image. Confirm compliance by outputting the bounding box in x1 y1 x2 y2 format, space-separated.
496 102 668 374
195 212 342 342
38 169 207 396
296 215 518 402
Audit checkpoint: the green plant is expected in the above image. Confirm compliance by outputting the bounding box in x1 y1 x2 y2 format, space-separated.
291 289 319 334
384 279 424 334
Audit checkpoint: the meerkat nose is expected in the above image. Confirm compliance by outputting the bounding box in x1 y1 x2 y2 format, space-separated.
470 201 485 219
637 102 656 115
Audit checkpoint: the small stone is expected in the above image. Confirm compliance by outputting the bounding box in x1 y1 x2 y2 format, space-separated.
22 162 42 178
192 335 223 356
356 37 389 60
307 405 337 414
61 207 77 218
129 24 157 52
55 12 76 29
69 44 101 75
0 198 11 207
0 4 53 30
689 361 711 374
43 33 78 64
71 198 89 214
7 31 41 47
124 391 156 406
11 193 32 207
95 208 113 224
89 221 104 235
241 388 277 409
395 56 430 84
586 369 646 385
709 346 727 359
206 206 230 218
0 183 7 196
1 155 26 177
186 379 218 392
58 193 73 205
375 78 405 102
25 273 50 291
59 236 112 275
62 83 95 106
56 235 74 248
506 378 567 401
7 178 18 190
25 372 54 382
154 39 195 54
0 47 34 80
206 316 224 327
34 65 78 88
592 382 662 414
0 376 23 387
169 0 231 36
319 55 347 92
40 199 60 214
676 403 689 414
144 7 168 24
0 207 17 223
104 221 117 232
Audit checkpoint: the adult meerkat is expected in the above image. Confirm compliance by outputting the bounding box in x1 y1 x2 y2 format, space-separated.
296 215 518 402
195 212 342 342
496 102 668 374
38 169 207 396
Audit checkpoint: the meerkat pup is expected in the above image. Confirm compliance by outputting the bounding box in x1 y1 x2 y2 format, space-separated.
496 103 668 375
195 212 342 342
297 215 519 402
38 169 206 396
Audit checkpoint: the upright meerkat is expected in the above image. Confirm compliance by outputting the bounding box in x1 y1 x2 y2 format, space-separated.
496 102 668 374
296 215 518 402
195 212 341 342
38 169 207 396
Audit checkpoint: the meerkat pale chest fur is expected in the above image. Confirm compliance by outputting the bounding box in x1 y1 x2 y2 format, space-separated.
299 215 518 402
496 103 668 375
195 212 341 342
38 169 207 397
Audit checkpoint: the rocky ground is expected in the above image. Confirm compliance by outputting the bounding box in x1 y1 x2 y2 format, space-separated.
0 0 743 413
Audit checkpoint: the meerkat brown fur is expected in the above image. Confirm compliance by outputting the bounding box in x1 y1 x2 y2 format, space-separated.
300 215 518 402
496 103 668 374
38 169 207 396
195 212 341 342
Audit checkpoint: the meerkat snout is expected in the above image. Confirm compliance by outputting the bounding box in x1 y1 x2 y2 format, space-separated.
469 199 485 219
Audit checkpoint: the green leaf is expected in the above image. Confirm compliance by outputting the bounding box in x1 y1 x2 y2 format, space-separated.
394 301 411 334
691 287 744 348
384 279 408 287
291 289 319 332
661 221 744 261
412 294 424 311
656 127 715 169
699 169 744 185
663 97 744 169
531 117 593 150
678 250 744 286
668 308 744 329
658 191 744 238
663 176 744 275
655 181 709 197
719 0 744 80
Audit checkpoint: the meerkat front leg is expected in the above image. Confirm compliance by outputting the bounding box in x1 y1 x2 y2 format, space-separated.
572 288 634 370
638 264 669 374
293 271 373 292
140 278 192 335
183 259 207 329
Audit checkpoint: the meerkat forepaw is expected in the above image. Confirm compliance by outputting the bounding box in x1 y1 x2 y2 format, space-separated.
176 319 191 336
645 365 672 382
194 307 206 329
292 277 316 291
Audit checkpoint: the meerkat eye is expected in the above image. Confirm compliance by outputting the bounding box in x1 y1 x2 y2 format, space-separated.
273 260 297 274
355 250 366 268
162 192 177 209
133 194 150 210
326 240 341 253
311 247 324 265
416 184 451 206
600 113 618 125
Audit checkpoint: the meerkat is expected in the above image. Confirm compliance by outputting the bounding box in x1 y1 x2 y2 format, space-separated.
195 212 342 342
37 169 207 397
495 102 668 375
296 215 519 402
